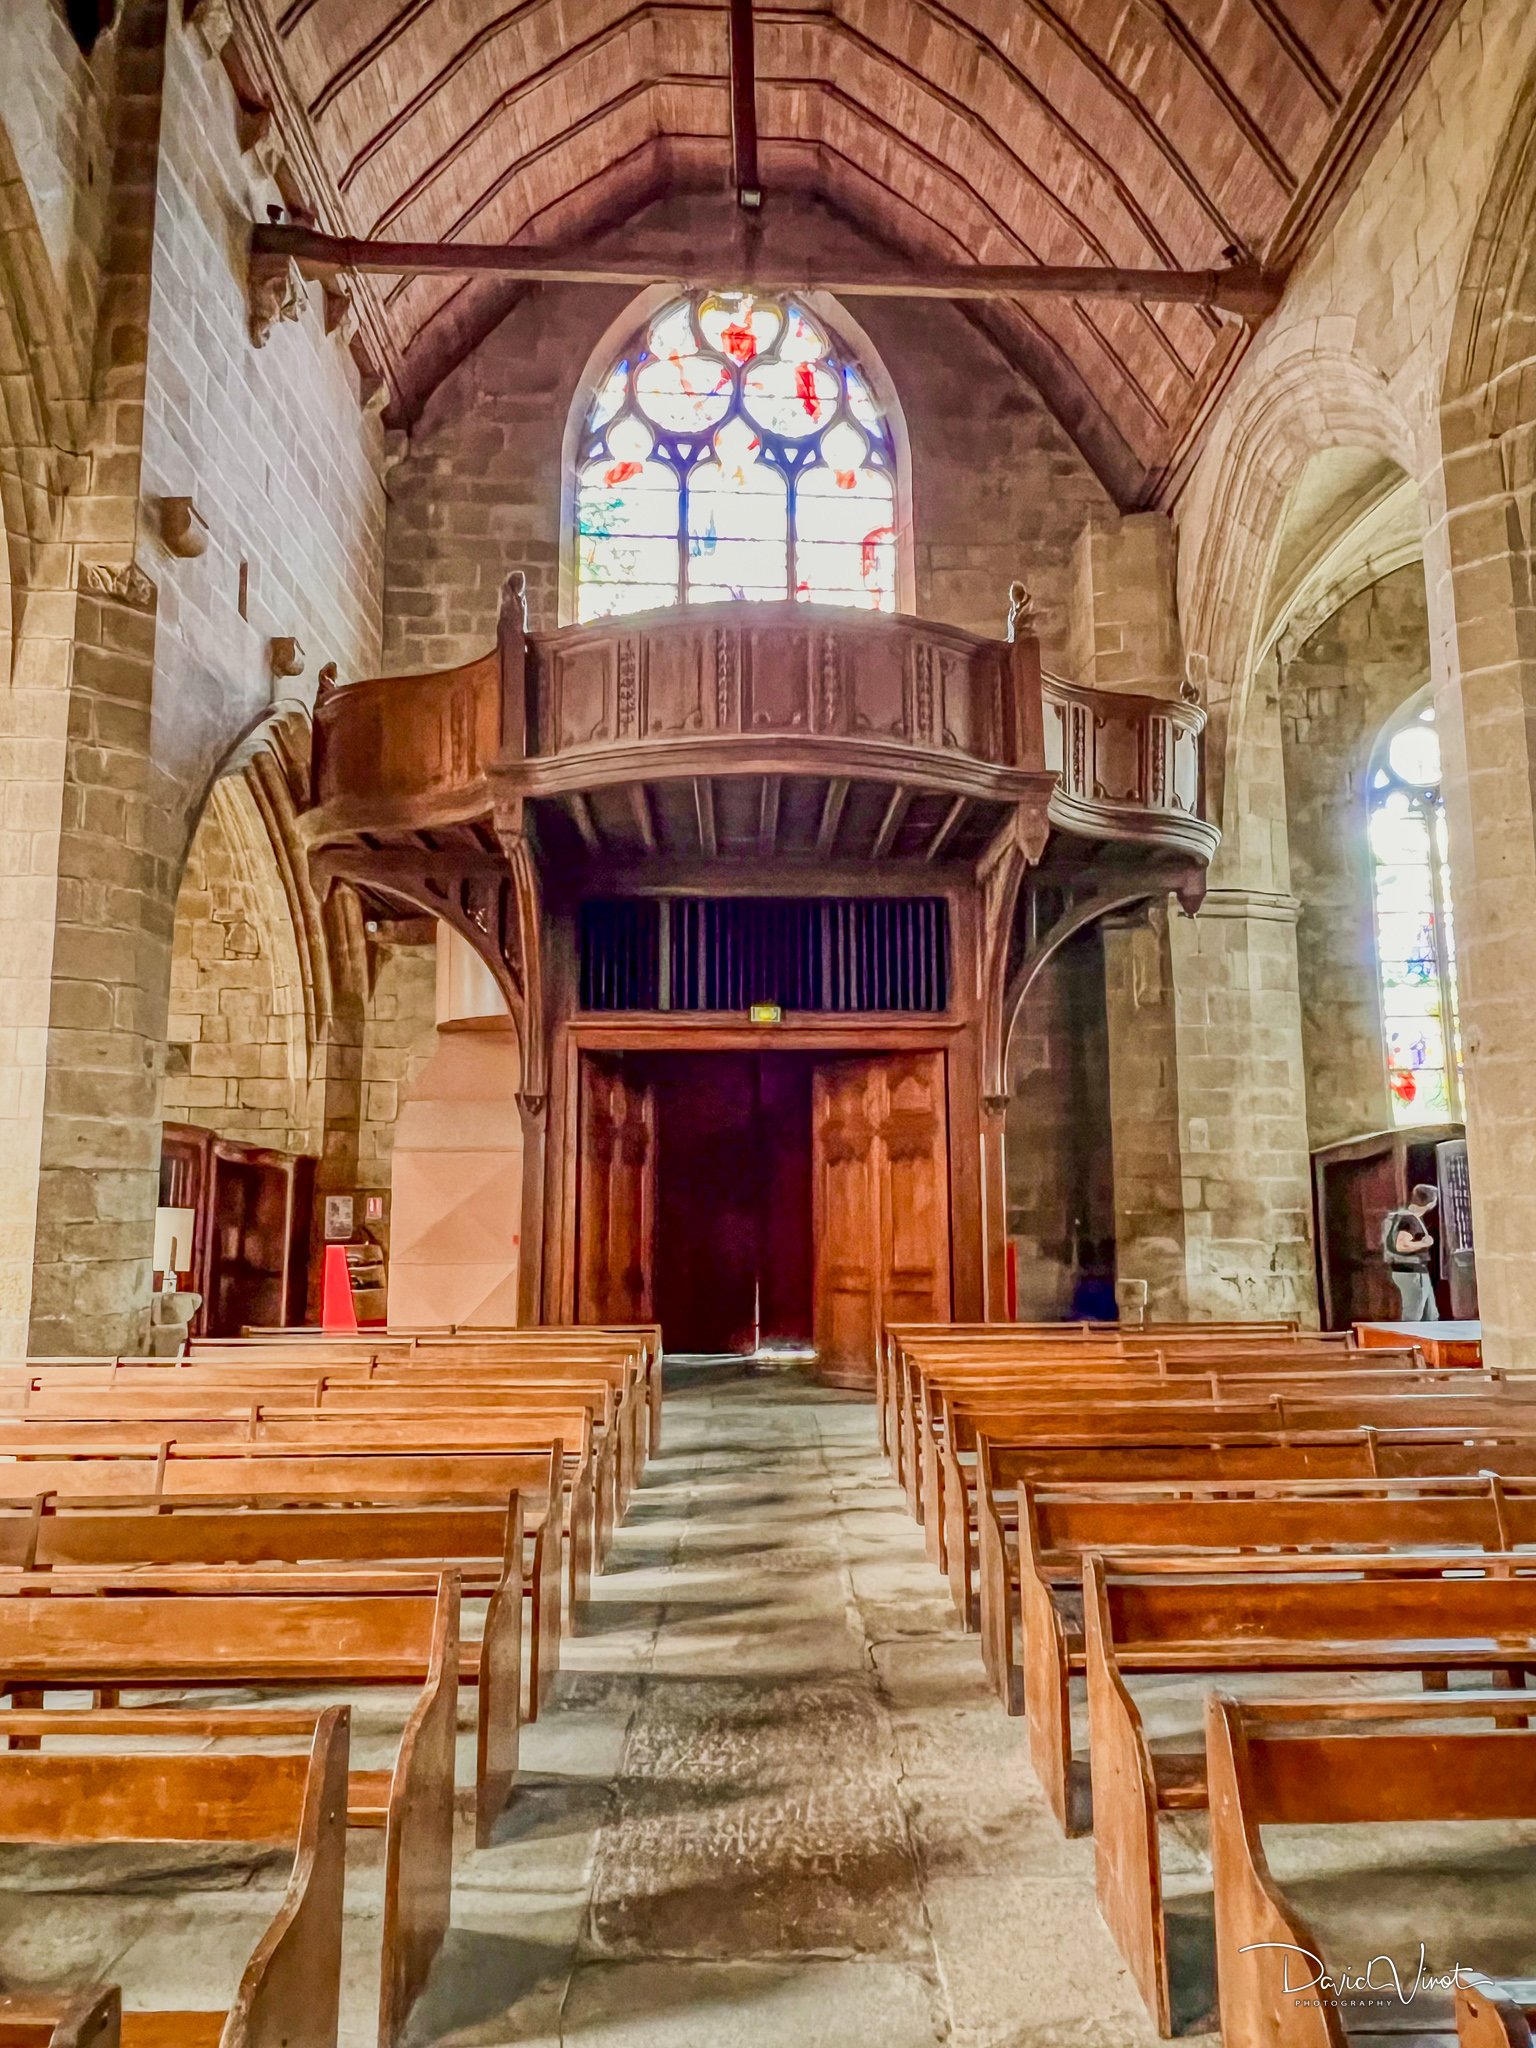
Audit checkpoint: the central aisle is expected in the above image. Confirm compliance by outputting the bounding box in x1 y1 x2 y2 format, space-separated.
413 1361 1179 2047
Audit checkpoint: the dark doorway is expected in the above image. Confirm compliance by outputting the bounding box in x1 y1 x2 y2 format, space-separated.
646 1052 813 1354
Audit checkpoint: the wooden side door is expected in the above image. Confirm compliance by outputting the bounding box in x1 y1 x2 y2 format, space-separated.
812 1052 951 1384
577 1055 657 1323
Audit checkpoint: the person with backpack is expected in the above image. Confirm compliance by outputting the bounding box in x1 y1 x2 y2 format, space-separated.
1380 1183 1440 1321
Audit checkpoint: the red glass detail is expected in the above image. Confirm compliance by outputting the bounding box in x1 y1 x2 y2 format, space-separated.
861 524 894 583
796 363 821 418
722 321 756 363
604 461 642 487
1388 1066 1418 1103
835 470 856 490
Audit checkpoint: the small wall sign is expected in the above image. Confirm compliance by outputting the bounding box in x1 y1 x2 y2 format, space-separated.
323 1193 355 1241
749 1002 783 1024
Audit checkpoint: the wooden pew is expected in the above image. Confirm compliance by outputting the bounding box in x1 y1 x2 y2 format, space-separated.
907 1349 1480 1546
0 1419 598 1614
0 1571 464 2048
0 1708 348 2048
0 1386 619 1562
0 1486 562 1720
185 1325 662 1470
935 1381 1525 1622
1080 1554 1536 2033
891 1337 1443 1529
0 1984 120 2048
1458 1977 1536 2047
979 1469 1536 1716
932 1374 1525 1612
1206 1692 1536 2048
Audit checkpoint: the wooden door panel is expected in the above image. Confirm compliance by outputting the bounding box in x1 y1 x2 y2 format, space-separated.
577 1057 656 1324
812 1063 880 1378
813 1052 950 1383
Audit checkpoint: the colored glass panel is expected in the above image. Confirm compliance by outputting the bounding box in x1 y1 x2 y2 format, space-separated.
574 289 901 620
1369 707 1460 1126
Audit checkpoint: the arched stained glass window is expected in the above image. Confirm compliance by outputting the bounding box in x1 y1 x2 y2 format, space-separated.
1369 694 1462 1124
575 291 899 623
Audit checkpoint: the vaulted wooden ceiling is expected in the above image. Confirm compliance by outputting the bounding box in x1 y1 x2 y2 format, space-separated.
254 0 1456 503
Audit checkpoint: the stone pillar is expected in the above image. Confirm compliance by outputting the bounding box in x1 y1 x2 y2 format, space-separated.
1104 893 1315 1325
27 571 179 1354
1103 913 1189 1319
1165 892 1315 1322
1431 417 1536 1367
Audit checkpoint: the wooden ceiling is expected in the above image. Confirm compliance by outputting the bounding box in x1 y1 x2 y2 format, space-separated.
253 0 1457 503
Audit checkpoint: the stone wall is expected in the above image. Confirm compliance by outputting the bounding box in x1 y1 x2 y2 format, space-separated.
357 939 439 1261
0 0 390 1351
382 192 1113 670
1280 566 1432 1150
1006 930 1115 1320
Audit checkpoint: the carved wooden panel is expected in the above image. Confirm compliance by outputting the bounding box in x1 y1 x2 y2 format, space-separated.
742 622 812 732
576 1056 656 1323
845 628 908 740
641 623 710 738
313 653 499 810
1092 711 1143 804
548 641 618 751
812 1051 950 1385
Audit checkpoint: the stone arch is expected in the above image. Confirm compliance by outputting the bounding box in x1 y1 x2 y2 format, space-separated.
165 773 321 1158
1178 343 1420 868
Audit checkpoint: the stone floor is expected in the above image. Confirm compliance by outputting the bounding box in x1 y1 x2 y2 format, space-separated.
3 1360 1532 2046
411 1358 1174 2048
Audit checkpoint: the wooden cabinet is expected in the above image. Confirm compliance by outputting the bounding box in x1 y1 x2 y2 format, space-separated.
158 1125 315 1337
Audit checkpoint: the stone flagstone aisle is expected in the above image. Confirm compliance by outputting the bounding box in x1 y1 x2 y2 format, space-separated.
410 1360 1179 2048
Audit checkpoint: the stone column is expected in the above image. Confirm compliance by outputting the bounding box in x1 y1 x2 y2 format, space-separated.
24 0 179 1353
1164 891 1315 1322
1430 414 1536 1367
27 570 180 1354
1103 912 1189 1319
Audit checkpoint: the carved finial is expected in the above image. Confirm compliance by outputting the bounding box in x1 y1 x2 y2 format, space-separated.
1007 580 1037 643
500 570 529 634
316 661 338 695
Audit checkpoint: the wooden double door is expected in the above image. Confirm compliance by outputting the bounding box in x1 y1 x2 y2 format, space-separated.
576 1048 951 1383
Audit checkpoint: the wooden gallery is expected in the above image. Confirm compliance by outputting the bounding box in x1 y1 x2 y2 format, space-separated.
302 587 1214 1381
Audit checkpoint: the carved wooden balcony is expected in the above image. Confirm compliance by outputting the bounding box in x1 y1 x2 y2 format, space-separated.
304 588 1215 877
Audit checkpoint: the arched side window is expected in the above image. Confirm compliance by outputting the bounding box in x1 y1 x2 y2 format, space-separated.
1368 693 1461 1124
574 291 899 623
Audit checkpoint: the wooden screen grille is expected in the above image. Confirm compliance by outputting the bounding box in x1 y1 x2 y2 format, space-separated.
579 898 949 1012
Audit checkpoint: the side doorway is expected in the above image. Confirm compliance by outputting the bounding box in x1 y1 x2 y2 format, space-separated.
812 1051 951 1386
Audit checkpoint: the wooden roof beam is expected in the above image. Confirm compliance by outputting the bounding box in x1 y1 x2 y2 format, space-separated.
816 777 849 857
925 795 968 863
251 224 1284 319
871 785 912 861
730 0 762 211
694 778 717 858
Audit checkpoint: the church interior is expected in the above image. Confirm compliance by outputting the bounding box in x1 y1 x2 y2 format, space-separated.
2 0 1536 2041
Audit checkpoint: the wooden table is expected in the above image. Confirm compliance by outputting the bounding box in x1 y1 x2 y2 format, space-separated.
1354 1318 1482 1367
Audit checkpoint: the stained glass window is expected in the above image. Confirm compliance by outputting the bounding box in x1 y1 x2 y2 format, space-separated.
575 291 899 623
1368 697 1461 1125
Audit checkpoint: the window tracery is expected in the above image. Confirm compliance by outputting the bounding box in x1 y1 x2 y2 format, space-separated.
575 291 899 622
1368 695 1461 1124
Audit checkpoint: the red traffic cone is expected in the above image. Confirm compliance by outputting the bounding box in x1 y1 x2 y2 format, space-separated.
321 1243 359 1332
